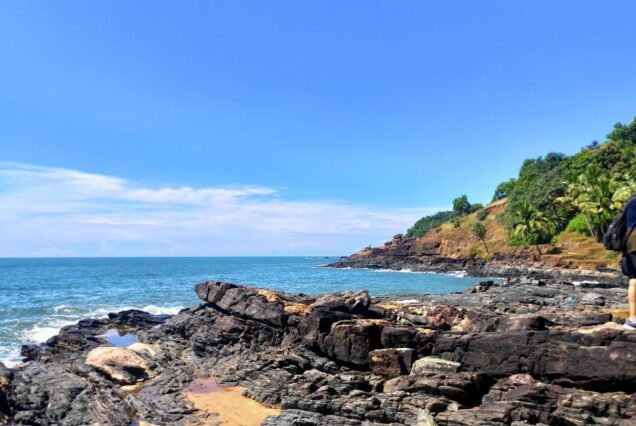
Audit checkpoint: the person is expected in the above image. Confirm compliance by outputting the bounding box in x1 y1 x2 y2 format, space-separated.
622 195 636 330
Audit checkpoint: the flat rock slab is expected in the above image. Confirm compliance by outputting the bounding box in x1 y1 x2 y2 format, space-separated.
411 356 461 375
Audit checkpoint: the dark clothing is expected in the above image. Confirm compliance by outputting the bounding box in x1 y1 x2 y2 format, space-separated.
623 195 636 277
621 252 636 278
626 196 636 254
627 196 636 230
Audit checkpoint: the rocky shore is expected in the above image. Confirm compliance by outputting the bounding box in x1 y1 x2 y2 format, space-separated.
326 231 625 286
1 275 635 425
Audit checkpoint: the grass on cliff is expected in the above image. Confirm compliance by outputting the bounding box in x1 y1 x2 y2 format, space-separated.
413 198 615 269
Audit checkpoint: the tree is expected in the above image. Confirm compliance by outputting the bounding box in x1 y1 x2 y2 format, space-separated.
492 178 517 202
406 210 455 238
511 203 549 256
561 166 636 241
472 221 489 254
452 195 472 216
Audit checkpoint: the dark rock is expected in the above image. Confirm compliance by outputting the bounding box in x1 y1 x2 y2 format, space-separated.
313 290 371 314
3 278 636 425
107 309 171 328
0 363 12 423
324 320 383 366
20 343 41 361
369 348 415 377
195 280 289 327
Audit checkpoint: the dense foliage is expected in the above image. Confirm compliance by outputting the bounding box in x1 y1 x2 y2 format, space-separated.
406 117 636 248
499 117 636 246
406 195 481 237
406 210 455 237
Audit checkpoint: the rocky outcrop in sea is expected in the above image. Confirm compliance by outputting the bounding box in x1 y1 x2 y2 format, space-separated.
1 276 635 425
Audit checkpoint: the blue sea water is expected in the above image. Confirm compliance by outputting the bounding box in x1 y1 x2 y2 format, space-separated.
0 257 487 366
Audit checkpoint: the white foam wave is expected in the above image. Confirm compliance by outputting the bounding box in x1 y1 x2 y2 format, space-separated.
0 347 22 368
21 318 77 344
445 270 468 278
13 304 183 354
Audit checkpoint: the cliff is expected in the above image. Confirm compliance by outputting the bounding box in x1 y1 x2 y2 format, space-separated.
332 198 621 278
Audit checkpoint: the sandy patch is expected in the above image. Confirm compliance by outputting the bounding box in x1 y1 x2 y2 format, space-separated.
186 377 282 426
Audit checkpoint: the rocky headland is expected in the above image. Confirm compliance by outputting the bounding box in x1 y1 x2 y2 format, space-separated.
1 275 635 425
327 232 624 286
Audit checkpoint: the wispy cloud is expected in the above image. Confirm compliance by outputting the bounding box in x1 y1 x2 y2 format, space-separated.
0 162 443 256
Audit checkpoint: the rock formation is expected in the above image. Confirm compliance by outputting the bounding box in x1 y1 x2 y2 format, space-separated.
1 277 635 425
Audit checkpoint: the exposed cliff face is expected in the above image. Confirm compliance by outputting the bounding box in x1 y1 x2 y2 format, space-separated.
2 278 635 425
335 198 620 276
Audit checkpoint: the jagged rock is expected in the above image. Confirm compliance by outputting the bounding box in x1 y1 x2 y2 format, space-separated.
195 280 290 327
86 346 152 385
313 290 371 314
411 357 461 375
384 372 491 407
324 320 383 366
0 363 11 423
369 348 415 377
3 278 636 425
107 309 172 328
20 343 40 361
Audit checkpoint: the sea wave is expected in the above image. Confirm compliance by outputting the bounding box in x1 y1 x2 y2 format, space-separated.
0 347 22 368
0 304 183 367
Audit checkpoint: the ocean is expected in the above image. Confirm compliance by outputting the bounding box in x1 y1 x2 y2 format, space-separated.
0 256 488 366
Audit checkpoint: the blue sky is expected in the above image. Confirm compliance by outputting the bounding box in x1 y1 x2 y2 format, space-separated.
1 1 636 256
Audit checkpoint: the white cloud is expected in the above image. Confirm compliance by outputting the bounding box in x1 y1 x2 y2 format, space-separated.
0 162 444 256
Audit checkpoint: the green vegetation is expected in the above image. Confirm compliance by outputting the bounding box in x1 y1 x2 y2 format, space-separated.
472 221 489 253
452 195 472 215
492 178 517 202
405 116 636 252
498 117 636 247
406 210 455 237
406 195 482 237
565 214 591 237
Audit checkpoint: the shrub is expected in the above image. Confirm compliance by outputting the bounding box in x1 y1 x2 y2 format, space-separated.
451 217 461 228
476 208 488 221
406 210 455 238
565 215 592 237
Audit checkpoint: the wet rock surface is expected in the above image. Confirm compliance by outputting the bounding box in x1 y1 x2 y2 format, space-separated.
2 277 636 425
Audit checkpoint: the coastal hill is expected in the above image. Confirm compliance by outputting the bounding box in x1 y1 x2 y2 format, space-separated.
335 117 636 275
353 198 614 271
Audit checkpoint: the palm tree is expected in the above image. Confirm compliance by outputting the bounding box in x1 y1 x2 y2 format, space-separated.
566 167 636 240
512 203 549 256
472 221 489 254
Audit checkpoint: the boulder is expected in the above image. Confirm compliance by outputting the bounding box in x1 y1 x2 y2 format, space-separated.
195 280 289 327
20 344 41 361
324 320 383 366
312 290 371 314
411 357 461 375
369 348 415 377
384 372 491 407
107 309 172 328
0 363 12 423
86 346 152 385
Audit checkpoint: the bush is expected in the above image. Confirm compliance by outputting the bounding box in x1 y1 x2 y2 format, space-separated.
476 208 488 221
451 217 461 228
565 215 592 237
406 210 455 238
